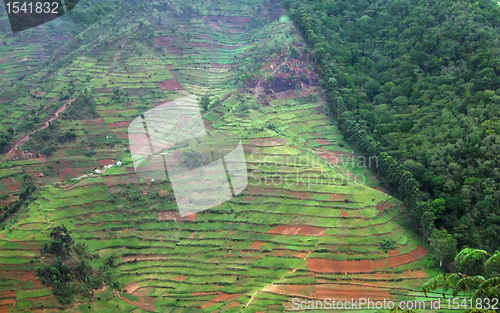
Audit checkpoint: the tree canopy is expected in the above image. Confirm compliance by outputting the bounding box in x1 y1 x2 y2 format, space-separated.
286 0 500 252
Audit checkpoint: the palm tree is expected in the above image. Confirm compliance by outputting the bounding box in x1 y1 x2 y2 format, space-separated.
422 248 500 309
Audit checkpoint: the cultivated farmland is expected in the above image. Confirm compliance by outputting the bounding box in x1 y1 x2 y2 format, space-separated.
0 0 451 312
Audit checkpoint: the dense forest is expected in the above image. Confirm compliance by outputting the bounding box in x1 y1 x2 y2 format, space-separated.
285 0 500 257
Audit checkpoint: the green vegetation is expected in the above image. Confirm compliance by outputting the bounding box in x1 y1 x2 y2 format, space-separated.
0 175 36 225
286 0 500 253
423 248 500 307
429 229 458 268
36 226 115 304
180 150 210 170
379 239 397 252
61 92 99 121
0 127 14 153
21 120 77 156
200 94 210 112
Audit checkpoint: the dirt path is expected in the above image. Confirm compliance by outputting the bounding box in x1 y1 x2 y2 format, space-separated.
240 250 313 311
107 38 126 75
2 98 75 161
41 217 52 233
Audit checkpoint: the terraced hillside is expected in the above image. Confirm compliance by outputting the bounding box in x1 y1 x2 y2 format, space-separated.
0 0 445 312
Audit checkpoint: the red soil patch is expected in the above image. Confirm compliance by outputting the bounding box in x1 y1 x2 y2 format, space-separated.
308 258 389 273
158 211 196 222
340 209 349 217
81 117 106 125
116 133 129 139
269 250 309 258
330 194 347 201
289 191 309 200
375 201 392 213
268 226 327 236
173 275 187 281
157 79 184 91
154 36 175 48
2 177 22 193
225 301 241 309
121 295 156 312
0 301 14 310
248 241 265 249
211 293 241 302
98 159 115 166
387 245 428 268
123 282 140 294
201 293 241 309
316 139 333 145
58 167 79 181
0 290 15 298
0 70 4 75
403 269 429 278
387 249 400 257
0 271 36 281
0 297 15 306
108 121 129 129
250 138 287 147
310 149 354 165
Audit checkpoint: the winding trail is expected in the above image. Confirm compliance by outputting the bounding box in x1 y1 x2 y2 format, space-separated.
240 250 313 312
2 98 75 161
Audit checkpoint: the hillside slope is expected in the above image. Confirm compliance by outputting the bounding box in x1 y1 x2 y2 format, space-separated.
0 0 439 312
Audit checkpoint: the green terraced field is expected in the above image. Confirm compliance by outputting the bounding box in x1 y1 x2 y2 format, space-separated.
0 0 457 312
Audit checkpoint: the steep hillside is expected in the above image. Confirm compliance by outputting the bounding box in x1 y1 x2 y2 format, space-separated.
0 0 441 312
